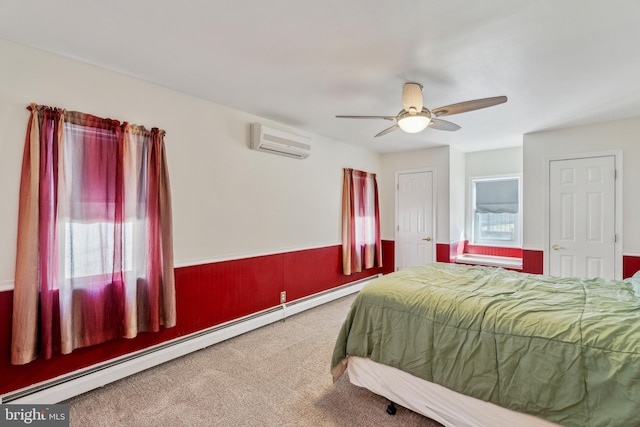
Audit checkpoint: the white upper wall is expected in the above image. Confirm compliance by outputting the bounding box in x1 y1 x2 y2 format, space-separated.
465 147 523 243
466 147 523 178
449 147 466 244
380 146 450 243
0 39 381 282
523 117 640 253
379 145 520 247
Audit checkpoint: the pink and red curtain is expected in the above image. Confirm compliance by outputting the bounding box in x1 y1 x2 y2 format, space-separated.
11 104 176 365
342 168 382 275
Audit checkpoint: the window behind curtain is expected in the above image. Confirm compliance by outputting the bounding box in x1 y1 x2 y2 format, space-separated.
11 104 176 365
472 176 521 247
342 168 382 275
62 121 130 286
64 221 133 282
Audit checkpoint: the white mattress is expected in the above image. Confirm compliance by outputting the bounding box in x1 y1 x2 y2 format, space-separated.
347 356 559 427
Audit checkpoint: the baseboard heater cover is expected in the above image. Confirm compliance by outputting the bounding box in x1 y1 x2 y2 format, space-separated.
1 275 378 404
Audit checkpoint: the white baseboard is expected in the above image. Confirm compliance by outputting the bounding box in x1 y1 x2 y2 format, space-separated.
1 276 376 405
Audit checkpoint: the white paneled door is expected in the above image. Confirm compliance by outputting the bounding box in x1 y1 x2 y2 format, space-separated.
548 156 616 279
396 170 435 271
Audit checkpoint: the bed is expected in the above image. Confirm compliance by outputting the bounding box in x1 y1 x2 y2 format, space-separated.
330 262 640 427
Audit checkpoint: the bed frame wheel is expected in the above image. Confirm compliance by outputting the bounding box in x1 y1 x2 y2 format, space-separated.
386 402 397 415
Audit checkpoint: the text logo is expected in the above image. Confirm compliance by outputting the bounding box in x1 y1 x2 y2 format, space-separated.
1 404 69 427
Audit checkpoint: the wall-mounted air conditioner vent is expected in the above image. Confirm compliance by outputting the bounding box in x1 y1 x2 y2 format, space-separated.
250 123 311 159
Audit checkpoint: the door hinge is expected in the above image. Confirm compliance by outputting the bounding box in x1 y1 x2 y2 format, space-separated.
397 225 399 232
614 234 618 242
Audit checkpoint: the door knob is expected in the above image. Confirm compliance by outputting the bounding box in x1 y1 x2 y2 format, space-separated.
422 237 432 241
552 244 563 250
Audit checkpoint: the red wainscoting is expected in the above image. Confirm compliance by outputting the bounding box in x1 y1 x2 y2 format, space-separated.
0 242 395 396
522 250 544 274
436 243 453 263
522 251 640 277
3 241 636 396
464 244 522 259
438 242 524 267
413 243 640 277
623 256 640 279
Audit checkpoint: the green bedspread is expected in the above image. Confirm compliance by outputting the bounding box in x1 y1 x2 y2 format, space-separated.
331 262 640 426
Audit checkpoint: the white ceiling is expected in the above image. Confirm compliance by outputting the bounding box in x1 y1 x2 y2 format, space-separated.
1 0 640 153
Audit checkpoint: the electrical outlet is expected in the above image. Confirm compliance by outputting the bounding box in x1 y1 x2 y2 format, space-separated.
280 291 287 304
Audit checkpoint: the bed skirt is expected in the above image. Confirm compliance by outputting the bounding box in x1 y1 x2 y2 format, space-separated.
346 356 559 427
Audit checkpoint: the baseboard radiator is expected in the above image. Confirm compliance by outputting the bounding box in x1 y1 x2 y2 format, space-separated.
1 276 377 404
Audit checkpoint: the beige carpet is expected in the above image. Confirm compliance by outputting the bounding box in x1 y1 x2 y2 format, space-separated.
66 293 442 426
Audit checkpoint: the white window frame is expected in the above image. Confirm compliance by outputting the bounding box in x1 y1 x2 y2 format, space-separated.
469 174 522 247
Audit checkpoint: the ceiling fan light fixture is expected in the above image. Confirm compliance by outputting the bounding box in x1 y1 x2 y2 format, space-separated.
335 83 506 137
398 112 431 133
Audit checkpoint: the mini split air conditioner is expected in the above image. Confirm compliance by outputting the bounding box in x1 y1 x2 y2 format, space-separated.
250 123 311 159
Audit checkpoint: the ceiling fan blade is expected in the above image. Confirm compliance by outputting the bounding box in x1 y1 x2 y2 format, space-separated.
402 83 423 113
429 118 461 132
374 124 399 137
432 96 507 117
336 115 396 121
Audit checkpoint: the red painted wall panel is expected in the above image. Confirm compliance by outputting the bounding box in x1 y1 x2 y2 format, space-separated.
623 256 640 279
0 243 390 396
380 240 395 274
465 244 522 259
3 239 632 396
436 243 452 263
282 246 376 302
522 250 544 274
523 252 640 277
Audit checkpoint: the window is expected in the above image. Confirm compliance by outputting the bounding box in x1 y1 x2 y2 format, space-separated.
61 120 136 287
11 104 176 365
341 168 382 275
64 221 133 282
471 176 521 247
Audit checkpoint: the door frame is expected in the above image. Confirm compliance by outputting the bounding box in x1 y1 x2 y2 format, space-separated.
395 168 437 271
544 150 623 279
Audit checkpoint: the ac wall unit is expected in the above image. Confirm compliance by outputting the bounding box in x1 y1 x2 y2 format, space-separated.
250 123 311 159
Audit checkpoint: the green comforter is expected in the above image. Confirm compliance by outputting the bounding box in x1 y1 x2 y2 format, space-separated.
331 263 640 426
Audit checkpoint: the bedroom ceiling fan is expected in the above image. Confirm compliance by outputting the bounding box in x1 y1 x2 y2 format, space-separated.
336 83 507 137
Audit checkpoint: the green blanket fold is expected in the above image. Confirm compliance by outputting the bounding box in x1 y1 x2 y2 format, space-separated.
331 262 640 427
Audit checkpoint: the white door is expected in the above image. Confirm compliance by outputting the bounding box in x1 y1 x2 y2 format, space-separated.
396 170 435 270
548 156 616 278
